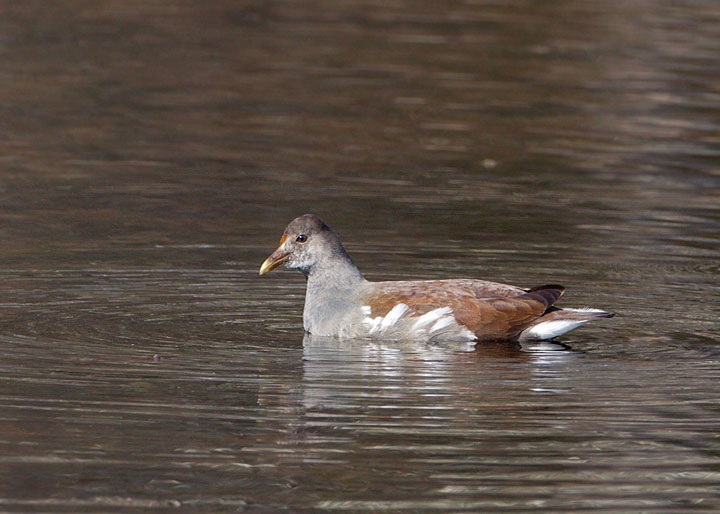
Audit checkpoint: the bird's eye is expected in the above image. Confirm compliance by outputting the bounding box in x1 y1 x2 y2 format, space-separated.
296 234 307 243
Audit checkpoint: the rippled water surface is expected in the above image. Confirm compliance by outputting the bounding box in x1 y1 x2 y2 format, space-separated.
0 1 719 512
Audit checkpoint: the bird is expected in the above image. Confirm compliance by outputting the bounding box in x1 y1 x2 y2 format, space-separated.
259 214 614 343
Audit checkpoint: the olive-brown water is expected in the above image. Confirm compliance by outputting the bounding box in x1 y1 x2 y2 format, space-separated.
1 1 719 512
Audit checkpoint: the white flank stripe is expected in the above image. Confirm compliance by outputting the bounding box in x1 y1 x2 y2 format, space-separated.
366 317 382 335
430 316 454 333
360 304 476 343
381 304 409 330
412 307 453 331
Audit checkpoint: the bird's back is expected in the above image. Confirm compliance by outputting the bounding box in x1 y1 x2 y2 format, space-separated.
362 279 564 342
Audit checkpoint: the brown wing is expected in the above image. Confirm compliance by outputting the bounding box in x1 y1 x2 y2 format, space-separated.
369 279 526 300
455 286 565 341
364 280 565 342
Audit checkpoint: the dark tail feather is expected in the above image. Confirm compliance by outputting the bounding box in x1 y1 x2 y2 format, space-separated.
524 285 565 309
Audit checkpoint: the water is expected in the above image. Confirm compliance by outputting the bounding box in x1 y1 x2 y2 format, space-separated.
0 0 719 511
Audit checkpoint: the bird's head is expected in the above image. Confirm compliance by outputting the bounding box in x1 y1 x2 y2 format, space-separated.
259 214 343 276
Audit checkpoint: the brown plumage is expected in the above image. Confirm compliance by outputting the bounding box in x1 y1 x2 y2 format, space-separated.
363 281 566 342
260 214 614 343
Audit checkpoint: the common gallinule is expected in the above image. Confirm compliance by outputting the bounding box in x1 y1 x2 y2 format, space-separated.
260 214 613 343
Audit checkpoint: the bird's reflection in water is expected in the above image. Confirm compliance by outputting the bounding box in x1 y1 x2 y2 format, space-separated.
301 333 577 411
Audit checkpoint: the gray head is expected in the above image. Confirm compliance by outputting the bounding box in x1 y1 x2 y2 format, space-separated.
259 214 355 276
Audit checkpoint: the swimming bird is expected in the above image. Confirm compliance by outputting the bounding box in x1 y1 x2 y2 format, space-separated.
259 214 613 343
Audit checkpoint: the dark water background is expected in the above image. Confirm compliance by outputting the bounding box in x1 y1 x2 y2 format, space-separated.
0 1 719 512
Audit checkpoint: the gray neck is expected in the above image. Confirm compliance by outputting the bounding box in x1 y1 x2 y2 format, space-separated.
306 253 365 293
303 253 366 335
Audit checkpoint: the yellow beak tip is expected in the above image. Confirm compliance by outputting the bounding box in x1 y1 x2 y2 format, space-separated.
258 252 289 276
258 261 272 276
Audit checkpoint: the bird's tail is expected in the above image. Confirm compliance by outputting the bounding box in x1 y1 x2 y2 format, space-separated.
518 307 615 342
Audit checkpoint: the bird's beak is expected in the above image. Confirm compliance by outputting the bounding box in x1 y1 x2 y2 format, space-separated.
259 235 290 275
